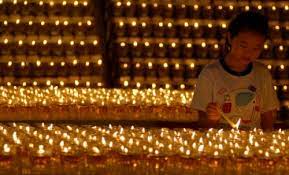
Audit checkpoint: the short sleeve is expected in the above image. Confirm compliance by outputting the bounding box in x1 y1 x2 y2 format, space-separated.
260 69 279 113
191 68 214 112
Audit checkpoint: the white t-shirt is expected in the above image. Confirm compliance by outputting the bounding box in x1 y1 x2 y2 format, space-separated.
192 59 279 129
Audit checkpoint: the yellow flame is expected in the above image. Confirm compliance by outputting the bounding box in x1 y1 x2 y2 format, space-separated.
235 118 241 129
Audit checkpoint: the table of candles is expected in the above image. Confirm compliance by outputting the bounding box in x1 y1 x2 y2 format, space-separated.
0 123 289 174
0 87 288 174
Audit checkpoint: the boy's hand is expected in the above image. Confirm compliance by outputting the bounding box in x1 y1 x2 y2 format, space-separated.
206 103 221 121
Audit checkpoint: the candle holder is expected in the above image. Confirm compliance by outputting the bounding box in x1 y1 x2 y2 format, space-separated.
266 5 280 21
189 4 201 18
179 23 192 38
202 5 213 19
171 62 184 82
140 20 152 37
112 2 123 17
168 42 180 58
137 3 149 17
274 66 289 80
119 59 131 77
182 43 194 58
280 6 289 21
14 62 30 77
204 24 217 38
270 25 282 39
142 41 154 57
151 3 162 17
153 43 167 58
157 61 170 79
184 65 202 80
165 22 177 38
226 4 237 19
116 42 129 57
0 144 15 171
57 62 69 77
153 22 165 37
145 61 157 80
216 23 227 40
132 60 145 78
163 3 174 18
30 145 52 172
195 42 208 58
131 42 143 57
208 43 221 59
127 21 139 37
176 4 187 18
124 2 136 17
274 45 287 59
191 23 203 38
260 43 274 59
113 21 126 37
214 5 228 19
60 147 84 174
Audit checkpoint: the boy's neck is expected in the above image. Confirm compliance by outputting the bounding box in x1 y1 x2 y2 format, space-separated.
224 53 252 73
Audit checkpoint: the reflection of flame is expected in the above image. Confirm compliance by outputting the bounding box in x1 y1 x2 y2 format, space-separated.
235 118 241 129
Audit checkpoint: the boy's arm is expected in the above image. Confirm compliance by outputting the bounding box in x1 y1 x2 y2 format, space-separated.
198 110 219 128
261 109 277 131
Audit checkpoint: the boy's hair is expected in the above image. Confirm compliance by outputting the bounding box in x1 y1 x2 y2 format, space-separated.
228 11 269 39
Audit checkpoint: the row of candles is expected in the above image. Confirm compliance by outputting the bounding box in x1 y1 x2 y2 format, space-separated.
115 41 288 59
1 18 94 28
0 86 193 106
113 1 289 11
0 57 103 67
118 62 289 77
0 86 287 106
0 123 289 172
114 19 288 33
0 87 196 121
112 1 289 21
0 38 98 46
0 0 89 6
0 87 194 106
0 80 104 88
114 21 289 39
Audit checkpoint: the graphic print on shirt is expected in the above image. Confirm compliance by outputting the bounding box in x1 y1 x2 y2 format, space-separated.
220 85 260 126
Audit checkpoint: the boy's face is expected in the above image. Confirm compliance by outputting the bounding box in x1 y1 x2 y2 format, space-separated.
229 31 266 66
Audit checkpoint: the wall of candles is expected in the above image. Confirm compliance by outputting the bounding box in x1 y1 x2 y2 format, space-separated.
0 0 105 87
108 0 289 120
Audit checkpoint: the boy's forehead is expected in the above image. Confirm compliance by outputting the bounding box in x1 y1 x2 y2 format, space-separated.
234 31 266 45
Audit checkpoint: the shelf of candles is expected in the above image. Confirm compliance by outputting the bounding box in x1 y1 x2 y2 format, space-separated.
1 123 289 173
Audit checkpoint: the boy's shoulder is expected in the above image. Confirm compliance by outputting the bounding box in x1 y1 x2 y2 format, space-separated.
202 60 222 73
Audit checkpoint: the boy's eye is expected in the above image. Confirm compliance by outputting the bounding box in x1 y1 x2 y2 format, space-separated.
240 45 247 48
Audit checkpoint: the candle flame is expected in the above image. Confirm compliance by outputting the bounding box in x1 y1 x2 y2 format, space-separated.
235 118 241 129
